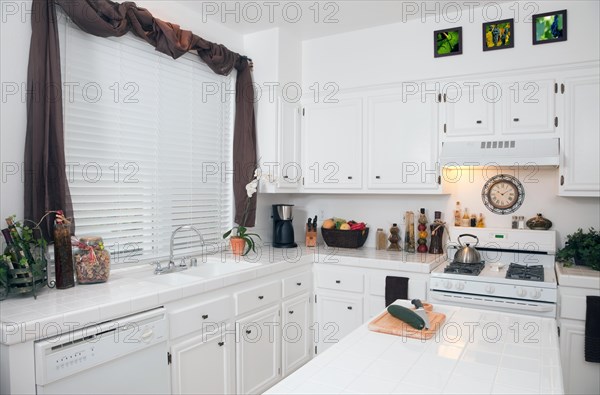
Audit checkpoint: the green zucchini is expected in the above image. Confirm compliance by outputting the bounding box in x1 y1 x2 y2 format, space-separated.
387 305 425 330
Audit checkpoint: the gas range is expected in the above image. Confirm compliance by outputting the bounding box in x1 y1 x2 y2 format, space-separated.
430 227 558 318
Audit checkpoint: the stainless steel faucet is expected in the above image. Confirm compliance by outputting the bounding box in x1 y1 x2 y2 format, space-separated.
169 225 205 267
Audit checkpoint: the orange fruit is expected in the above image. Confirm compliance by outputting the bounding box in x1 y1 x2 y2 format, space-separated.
322 219 335 229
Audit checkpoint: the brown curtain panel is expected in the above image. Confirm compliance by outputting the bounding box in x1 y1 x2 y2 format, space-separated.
26 0 257 239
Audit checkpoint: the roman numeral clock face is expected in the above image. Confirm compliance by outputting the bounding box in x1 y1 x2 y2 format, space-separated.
482 174 525 214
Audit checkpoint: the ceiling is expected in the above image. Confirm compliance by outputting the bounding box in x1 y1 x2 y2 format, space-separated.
181 0 456 40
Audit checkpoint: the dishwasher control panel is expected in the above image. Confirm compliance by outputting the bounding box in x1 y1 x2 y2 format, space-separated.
35 308 168 385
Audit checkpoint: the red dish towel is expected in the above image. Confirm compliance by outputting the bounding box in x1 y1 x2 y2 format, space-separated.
385 276 409 307
585 295 600 363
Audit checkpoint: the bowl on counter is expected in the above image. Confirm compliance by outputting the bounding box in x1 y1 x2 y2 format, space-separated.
321 227 370 248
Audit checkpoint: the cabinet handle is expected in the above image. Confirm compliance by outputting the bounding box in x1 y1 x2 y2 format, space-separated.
476 120 482 124
513 118 520 122
347 176 353 180
218 342 225 347
443 93 447 102
289 310 294 315
283 175 289 179
438 93 442 102
561 83 565 94
375 176 381 179
258 295 264 300
335 280 341 284
560 175 564 186
202 314 208 320
347 306 353 310
246 329 252 334
296 282 302 286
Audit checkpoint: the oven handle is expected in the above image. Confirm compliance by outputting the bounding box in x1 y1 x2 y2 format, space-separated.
429 291 555 312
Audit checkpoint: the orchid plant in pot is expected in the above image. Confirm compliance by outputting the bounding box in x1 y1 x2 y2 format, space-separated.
222 169 270 256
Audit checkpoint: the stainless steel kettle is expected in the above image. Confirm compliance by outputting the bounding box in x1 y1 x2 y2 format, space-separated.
453 234 482 264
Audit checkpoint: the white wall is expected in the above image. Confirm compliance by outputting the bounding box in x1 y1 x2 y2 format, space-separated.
253 0 600 248
0 0 244 222
302 1 600 90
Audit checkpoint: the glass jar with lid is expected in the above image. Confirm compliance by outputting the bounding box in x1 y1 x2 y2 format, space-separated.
74 236 110 284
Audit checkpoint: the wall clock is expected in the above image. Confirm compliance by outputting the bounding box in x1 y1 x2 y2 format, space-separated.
481 174 525 214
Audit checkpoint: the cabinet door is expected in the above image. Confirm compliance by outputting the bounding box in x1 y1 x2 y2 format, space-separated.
443 84 494 138
367 92 439 190
171 330 235 395
559 73 600 196
236 306 281 394
315 292 363 353
302 98 363 189
560 319 600 395
277 99 302 189
282 293 311 376
499 79 556 136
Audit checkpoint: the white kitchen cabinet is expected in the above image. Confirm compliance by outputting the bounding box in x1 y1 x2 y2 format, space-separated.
236 306 281 394
302 98 363 189
440 77 557 141
282 293 311 376
276 99 302 190
170 330 235 395
366 91 440 190
559 319 599 395
499 78 557 136
558 71 600 197
315 292 363 353
443 84 494 138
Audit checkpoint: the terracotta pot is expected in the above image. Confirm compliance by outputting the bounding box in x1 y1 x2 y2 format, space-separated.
230 237 246 256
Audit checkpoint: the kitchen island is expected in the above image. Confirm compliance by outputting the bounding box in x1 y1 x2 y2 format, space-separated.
265 300 563 394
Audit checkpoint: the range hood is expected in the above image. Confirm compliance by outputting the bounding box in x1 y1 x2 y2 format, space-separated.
440 138 560 167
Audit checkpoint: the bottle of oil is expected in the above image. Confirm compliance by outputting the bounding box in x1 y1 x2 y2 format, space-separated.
461 208 470 227
454 201 462 227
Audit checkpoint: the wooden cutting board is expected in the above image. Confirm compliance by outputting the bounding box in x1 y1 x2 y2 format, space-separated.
368 309 446 340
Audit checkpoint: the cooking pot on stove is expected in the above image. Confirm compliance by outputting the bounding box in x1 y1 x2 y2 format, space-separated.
453 234 482 264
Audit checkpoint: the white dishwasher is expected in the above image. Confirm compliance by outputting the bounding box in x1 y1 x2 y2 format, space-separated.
35 307 170 394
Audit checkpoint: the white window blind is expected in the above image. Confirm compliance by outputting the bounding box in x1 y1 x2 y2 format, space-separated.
63 20 233 265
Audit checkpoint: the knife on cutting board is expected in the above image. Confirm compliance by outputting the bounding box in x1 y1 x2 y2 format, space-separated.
411 299 431 329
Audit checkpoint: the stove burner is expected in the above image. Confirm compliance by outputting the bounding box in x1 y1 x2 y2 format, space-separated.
506 263 545 282
444 262 485 276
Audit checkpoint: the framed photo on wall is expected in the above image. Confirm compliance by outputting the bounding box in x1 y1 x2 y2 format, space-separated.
483 19 514 51
434 27 462 58
532 10 567 45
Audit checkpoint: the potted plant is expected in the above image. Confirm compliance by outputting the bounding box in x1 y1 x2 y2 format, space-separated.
556 228 600 271
222 169 266 256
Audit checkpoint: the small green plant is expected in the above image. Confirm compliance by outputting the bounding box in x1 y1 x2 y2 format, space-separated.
556 228 600 271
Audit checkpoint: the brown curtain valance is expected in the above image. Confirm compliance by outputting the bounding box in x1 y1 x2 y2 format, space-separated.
26 0 257 239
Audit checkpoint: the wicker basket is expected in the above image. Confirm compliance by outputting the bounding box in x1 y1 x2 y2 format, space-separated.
321 227 370 248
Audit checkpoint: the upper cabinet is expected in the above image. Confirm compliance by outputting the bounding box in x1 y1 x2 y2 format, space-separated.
441 76 558 141
366 90 440 190
302 98 363 189
558 67 600 197
276 99 302 190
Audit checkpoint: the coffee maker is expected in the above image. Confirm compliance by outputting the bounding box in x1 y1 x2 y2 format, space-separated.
272 204 297 248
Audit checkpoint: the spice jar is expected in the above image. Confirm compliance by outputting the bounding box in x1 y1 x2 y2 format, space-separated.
74 237 110 284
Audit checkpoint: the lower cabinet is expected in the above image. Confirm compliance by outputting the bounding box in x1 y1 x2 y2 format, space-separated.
170 329 235 395
315 292 363 353
282 293 312 376
559 318 599 395
236 306 281 394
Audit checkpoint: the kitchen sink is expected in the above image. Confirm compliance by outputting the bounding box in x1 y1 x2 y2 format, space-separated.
142 272 203 286
182 261 261 278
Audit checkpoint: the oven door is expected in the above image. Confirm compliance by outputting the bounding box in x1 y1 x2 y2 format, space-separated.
429 289 557 318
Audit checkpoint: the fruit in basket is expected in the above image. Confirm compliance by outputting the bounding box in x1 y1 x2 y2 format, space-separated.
339 223 351 230
322 219 336 229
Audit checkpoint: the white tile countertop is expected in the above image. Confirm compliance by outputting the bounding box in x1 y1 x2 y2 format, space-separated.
266 300 563 395
0 244 444 345
555 261 600 289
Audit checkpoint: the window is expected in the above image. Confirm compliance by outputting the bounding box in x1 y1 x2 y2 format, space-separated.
62 19 234 265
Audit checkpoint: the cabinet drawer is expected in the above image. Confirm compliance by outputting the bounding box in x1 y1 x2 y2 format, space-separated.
235 281 281 316
560 287 600 321
170 296 232 340
317 269 363 293
283 271 313 298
